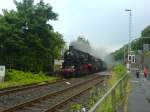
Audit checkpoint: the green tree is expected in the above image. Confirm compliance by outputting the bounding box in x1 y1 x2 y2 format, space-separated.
0 0 65 73
141 26 150 46
141 26 150 37
112 25 150 60
111 46 126 60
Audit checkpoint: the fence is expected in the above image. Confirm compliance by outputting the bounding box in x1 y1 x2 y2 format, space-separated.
88 73 129 112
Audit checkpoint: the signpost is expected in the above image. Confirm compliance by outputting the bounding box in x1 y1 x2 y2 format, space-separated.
143 44 149 52
0 66 5 82
131 55 135 63
128 54 135 63
127 53 135 71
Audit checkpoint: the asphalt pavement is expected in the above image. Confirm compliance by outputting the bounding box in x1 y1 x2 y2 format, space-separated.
128 72 150 112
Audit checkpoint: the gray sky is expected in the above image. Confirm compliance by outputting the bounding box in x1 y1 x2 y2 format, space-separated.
0 0 150 52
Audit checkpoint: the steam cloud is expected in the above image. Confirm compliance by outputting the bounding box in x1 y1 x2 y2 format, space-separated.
70 40 91 54
70 39 114 68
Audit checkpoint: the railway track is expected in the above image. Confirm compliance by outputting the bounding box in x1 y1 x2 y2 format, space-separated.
0 83 38 92
51 78 105 112
0 74 105 112
0 77 90 109
0 80 63 96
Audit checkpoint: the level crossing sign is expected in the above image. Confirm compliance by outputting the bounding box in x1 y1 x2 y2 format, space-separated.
128 54 135 63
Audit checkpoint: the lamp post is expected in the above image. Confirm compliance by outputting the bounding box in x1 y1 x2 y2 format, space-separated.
125 9 132 55
125 9 132 71
124 47 126 63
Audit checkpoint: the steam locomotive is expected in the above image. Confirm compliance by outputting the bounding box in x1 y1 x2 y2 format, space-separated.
60 46 107 77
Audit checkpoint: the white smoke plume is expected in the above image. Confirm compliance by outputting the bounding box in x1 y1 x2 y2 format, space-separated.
91 47 115 68
70 38 115 68
70 39 92 54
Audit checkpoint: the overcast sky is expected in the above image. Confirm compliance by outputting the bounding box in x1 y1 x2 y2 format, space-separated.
0 0 150 52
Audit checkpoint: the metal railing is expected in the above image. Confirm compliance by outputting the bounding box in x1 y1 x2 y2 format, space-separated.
88 73 129 112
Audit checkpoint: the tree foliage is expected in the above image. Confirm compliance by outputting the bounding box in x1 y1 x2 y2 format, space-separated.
0 0 65 73
141 25 150 37
112 25 150 60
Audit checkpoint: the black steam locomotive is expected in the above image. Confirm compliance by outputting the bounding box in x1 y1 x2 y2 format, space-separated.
60 46 107 77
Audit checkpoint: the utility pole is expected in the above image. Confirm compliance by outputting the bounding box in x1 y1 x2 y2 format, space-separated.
124 47 126 64
125 9 132 55
125 9 132 71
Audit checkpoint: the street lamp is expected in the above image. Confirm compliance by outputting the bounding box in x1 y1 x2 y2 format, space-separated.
125 9 132 55
125 9 132 71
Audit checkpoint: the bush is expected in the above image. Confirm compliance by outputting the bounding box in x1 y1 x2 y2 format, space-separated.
96 64 127 111
0 69 58 88
112 64 126 78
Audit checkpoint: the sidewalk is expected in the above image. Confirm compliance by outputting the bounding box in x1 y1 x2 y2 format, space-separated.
128 72 150 112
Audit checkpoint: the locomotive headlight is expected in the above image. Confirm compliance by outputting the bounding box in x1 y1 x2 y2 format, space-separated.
71 66 75 71
71 66 75 68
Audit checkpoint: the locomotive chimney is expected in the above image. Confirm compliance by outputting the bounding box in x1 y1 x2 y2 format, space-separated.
69 46 74 50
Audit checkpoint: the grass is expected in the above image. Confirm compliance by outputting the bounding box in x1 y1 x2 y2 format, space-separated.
0 69 59 89
145 51 150 56
93 64 128 112
71 103 82 111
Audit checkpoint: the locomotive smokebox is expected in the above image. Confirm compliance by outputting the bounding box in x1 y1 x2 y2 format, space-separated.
69 46 74 50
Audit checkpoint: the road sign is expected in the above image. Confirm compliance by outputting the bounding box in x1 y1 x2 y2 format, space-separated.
143 44 149 52
128 55 132 61
0 66 5 82
131 55 135 63
128 54 135 63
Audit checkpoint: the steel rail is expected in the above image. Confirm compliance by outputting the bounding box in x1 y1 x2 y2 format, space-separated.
44 79 104 112
0 79 63 96
0 83 38 91
0 75 102 112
